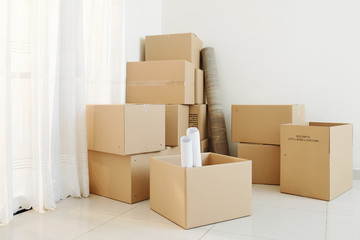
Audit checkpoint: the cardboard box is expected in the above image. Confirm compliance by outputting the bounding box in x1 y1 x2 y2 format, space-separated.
232 105 305 145
189 104 208 140
237 143 280 185
280 122 353 201
150 153 252 229
87 104 165 155
166 105 189 146
88 146 180 204
126 60 195 104
145 33 202 68
194 69 204 104
200 138 209 152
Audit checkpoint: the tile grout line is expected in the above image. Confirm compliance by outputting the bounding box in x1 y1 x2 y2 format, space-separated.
71 202 146 240
325 203 328 240
198 223 216 240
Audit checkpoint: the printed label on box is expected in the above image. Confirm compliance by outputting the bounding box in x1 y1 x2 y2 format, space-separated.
189 114 199 128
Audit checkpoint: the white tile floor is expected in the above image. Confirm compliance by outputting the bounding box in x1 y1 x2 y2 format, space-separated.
1 181 360 240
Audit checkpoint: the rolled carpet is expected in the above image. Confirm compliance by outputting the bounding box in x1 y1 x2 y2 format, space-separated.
201 47 229 155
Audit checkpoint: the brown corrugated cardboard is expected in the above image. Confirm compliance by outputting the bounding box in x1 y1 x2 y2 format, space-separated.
126 60 195 104
88 146 180 204
145 33 202 68
165 105 189 146
237 143 280 185
150 153 252 229
280 122 353 201
194 69 204 104
189 104 208 140
87 104 165 155
232 105 305 145
200 138 209 152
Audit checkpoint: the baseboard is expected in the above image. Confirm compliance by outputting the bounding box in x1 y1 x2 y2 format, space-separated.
354 169 360 180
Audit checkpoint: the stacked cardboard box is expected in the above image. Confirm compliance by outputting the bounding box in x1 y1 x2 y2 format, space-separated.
126 33 209 150
232 105 305 185
86 104 181 204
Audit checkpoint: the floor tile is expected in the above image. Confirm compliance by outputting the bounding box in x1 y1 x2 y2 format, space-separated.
56 194 141 216
75 216 207 240
252 184 327 213
211 204 326 240
202 230 275 240
120 200 214 230
326 213 360 240
328 186 360 217
0 207 114 240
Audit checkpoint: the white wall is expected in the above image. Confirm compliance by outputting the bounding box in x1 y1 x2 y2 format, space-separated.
163 0 360 169
125 0 162 62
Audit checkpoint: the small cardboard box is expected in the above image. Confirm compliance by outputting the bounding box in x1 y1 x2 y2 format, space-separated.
232 105 305 145
88 147 180 204
165 105 189 146
194 69 204 104
126 60 195 104
150 153 252 229
200 138 209 152
280 122 353 201
237 143 280 185
189 104 208 140
86 104 165 155
145 33 202 68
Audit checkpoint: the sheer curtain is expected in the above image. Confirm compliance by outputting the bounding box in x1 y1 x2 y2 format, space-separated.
0 0 125 224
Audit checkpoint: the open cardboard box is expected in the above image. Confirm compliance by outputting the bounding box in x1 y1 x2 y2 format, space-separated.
150 153 252 229
280 122 353 201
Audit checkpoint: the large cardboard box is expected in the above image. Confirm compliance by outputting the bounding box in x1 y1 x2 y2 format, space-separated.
237 143 280 185
150 153 252 229
200 138 209 152
165 105 189 146
88 147 180 204
189 104 208 140
232 105 305 145
280 122 353 201
126 60 195 104
194 69 204 104
145 33 202 68
87 104 165 155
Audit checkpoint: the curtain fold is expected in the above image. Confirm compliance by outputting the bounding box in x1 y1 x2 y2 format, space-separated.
0 0 126 225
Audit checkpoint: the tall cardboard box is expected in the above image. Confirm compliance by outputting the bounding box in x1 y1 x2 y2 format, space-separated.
150 153 252 229
165 105 189 146
280 122 353 201
189 104 208 140
86 104 165 155
232 105 305 145
145 33 202 68
89 147 180 204
126 60 195 104
194 69 204 104
237 143 280 185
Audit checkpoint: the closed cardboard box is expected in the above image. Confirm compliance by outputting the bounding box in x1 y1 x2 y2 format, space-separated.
189 104 208 140
165 105 189 146
280 122 353 201
145 33 202 68
194 69 204 104
201 138 209 152
150 153 252 229
232 105 305 145
126 60 195 104
237 143 280 185
89 147 180 204
87 104 165 155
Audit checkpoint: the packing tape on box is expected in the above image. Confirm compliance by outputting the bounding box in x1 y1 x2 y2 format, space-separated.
186 127 202 167
181 136 193 168
127 81 186 86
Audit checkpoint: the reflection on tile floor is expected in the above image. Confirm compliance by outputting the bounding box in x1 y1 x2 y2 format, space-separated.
1 180 359 240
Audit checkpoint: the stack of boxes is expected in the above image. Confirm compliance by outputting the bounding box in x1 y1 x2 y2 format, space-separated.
126 33 209 151
232 105 305 185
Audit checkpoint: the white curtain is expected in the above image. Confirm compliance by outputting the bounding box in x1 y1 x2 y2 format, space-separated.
0 0 125 224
